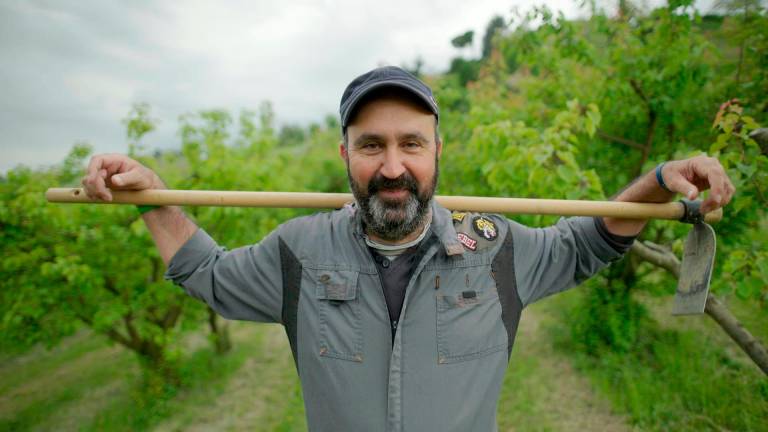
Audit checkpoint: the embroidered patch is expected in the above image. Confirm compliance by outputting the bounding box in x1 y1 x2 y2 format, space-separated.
457 232 477 251
472 216 498 241
452 212 467 223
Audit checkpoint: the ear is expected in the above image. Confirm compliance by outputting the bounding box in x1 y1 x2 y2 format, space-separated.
436 140 443 160
339 141 348 162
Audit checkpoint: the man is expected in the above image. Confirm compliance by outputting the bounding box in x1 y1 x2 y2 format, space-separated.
82 66 734 431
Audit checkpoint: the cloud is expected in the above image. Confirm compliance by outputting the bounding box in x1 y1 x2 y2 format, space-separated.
1 0 585 172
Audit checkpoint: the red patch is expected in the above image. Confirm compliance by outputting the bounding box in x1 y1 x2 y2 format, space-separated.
457 232 477 251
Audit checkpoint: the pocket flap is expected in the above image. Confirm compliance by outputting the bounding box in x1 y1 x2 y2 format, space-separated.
437 287 498 308
314 270 359 301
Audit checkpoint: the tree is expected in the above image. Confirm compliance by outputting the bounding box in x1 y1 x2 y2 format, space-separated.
482 15 506 59
451 30 474 48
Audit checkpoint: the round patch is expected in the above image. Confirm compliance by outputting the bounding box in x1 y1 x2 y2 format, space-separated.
472 216 498 241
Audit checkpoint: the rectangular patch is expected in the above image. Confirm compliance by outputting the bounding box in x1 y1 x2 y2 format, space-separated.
457 232 477 251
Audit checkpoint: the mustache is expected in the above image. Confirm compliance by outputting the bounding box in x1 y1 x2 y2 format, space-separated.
367 172 419 196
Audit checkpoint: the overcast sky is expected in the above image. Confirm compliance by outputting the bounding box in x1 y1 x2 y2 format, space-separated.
1 0 711 172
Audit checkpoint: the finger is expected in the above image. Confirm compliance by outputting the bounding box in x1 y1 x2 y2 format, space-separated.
110 167 150 189
724 176 736 205
81 175 96 199
699 162 728 213
721 178 734 207
95 168 113 201
663 169 699 200
84 157 109 198
98 171 112 201
86 155 104 180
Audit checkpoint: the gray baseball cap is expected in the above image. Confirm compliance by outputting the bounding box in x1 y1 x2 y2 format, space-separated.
339 66 439 129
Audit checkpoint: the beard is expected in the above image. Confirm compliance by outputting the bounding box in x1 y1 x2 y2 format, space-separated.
348 161 438 242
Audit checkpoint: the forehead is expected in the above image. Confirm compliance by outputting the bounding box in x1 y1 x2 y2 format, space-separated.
346 96 436 138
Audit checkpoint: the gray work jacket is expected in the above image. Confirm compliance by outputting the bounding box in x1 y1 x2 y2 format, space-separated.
165 201 625 431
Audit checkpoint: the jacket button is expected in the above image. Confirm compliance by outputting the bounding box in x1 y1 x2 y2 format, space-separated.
319 274 330 282
382 260 390 268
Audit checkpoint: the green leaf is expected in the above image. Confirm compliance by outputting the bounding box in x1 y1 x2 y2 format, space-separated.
709 134 730 153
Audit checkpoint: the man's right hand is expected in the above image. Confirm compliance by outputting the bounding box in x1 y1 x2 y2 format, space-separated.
81 153 164 201
81 154 196 265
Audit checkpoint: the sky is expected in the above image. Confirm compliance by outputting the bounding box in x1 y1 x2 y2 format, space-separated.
0 0 712 172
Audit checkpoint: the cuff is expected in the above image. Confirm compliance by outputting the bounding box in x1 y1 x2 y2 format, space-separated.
164 228 219 285
592 216 637 255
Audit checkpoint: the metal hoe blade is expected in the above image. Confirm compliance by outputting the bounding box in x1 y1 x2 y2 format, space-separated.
673 222 716 315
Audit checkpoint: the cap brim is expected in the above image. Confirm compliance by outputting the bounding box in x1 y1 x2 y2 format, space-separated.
340 79 439 128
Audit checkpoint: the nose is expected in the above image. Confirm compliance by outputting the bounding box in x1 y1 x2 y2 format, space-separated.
378 146 406 179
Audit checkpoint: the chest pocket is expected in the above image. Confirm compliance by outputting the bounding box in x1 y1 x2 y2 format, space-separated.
435 267 507 364
314 269 363 362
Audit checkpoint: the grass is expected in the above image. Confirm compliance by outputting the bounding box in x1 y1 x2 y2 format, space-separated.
548 287 768 431
0 305 629 432
7 286 764 431
0 322 271 432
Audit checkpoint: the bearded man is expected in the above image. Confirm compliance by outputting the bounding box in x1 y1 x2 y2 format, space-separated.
82 66 734 431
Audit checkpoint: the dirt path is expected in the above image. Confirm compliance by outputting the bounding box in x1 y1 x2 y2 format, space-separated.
152 304 632 431
500 302 633 431
152 323 298 432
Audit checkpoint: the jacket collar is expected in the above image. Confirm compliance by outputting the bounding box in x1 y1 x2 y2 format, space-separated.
348 199 464 257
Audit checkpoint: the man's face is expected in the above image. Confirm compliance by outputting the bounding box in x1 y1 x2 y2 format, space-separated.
340 96 442 242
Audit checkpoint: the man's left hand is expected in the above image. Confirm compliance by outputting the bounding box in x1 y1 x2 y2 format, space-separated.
659 155 735 214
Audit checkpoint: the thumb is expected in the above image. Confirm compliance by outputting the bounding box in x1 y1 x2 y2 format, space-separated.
110 168 152 189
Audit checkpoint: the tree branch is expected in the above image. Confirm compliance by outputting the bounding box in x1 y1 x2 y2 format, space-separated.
596 129 645 150
161 303 184 329
630 78 649 105
631 241 680 278
123 313 141 347
103 278 120 297
631 241 768 375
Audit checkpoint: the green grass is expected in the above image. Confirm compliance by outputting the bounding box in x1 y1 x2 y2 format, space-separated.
0 306 627 432
0 323 269 432
0 331 107 394
0 338 136 431
548 288 768 431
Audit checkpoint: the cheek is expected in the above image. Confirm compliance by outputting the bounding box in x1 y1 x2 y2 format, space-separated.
409 160 437 183
348 160 375 185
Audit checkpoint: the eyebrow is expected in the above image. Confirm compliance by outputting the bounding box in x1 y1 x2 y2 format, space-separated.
352 132 430 148
352 133 384 148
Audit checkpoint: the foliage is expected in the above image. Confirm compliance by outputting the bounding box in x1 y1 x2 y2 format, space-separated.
450 30 474 48
1 1 766 429
436 1 767 429
0 102 344 380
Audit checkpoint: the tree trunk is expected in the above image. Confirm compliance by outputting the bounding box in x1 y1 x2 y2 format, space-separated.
136 340 180 384
208 307 232 354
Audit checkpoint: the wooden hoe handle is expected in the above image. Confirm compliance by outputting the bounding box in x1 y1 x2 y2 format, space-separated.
45 188 723 224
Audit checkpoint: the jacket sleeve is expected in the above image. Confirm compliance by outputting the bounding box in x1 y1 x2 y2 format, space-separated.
507 216 632 307
164 227 283 323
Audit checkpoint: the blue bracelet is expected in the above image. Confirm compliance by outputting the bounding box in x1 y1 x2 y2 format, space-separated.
655 162 672 192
